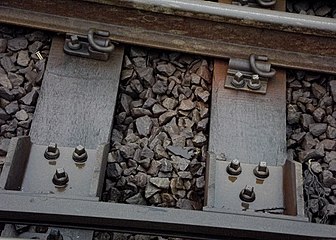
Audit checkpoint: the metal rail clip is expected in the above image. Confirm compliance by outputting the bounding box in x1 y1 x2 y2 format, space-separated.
224 54 276 94
232 0 276 8
64 28 115 61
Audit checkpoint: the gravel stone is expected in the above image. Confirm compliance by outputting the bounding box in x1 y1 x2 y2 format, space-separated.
309 123 328 137
0 138 10 156
7 37 28 51
135 115 153 137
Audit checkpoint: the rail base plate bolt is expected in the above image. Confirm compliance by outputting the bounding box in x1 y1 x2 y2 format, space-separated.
52 168 69 187
226 159 242 175
73 145 88 163
247 74 262 90
67 35 81 50
44 142 60 160
47 229 63 240
253 161 269 178
240 185 256 202
231 71 245 88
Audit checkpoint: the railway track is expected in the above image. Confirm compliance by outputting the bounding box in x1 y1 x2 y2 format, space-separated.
0 0 335 239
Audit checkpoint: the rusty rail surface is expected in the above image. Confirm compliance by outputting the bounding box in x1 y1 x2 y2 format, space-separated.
0 0 336 73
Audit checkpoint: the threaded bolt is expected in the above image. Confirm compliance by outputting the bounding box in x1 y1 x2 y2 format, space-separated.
231 71 245 88
52 168 69 187
253 161 269 178
44 143 60 160
72 145 88 163
240 185 256 202
247 74 262 90
226 159 242 175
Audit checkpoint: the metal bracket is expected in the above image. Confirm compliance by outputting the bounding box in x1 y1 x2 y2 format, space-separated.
63 28 115 61
232 0 276 8
224 54 276 94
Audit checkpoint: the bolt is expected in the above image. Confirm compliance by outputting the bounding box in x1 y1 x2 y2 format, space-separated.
44 142 60 160
231 71 245 88
226 159 242 175
67 35 81 50
47 229 63 240
239 185 256 202
253 161 269 178
52 168 69 187
247 74 262 90
72 145 88 163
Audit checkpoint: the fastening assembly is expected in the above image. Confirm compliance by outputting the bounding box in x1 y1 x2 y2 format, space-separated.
226 159 242 175
72 145 88 163
239 185 256 202
253 161 270 178
44 142 60 160
52 168 69 187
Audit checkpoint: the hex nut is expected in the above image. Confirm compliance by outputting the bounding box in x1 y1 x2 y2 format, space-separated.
52 168 69 187
253 161 270 178
72 145 88 163
231 71 245 88
226 159 242 176
239 185 256 202
247 74 262 90
44 143 60 160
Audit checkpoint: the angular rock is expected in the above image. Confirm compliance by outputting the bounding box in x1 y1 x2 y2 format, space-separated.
131 108 152 118
166 145 194 159
0 69 12 89
327 126 336 139
0 138 10 156
141 146 154 159
152 80 167 95
309 123 327 137
150 177 170 189
0 108 10 121
178 171 192 179
147 160 161 176
135 115 152 137
312 107 326 122
322 170 336 188
4 101 19 115
192 132 207 147
311 83 326 99
156 63 176 77
0 87 14 101
321 139 336 151
19 89 39 105
179 98 195 111
162 97 178 110
330 80 336 102
158 110 176 125
7 37 28 51
106 163 123 180
17 50 30 67
145 183 160 199
160 158 173 173
125 193 147 205
15 109 28 121
196 60 211 82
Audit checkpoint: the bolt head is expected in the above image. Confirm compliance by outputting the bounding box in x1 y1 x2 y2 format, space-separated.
243 185 254 197
70 35 79 44
258 162 267 172
55 168 66 178
230 159 240 170
75 145 86 155
252 74 260 82
47 143 57 153
234 72 244 82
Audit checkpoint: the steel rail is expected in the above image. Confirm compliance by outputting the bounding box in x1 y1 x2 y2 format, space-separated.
0 0 336 73
0 193 335 240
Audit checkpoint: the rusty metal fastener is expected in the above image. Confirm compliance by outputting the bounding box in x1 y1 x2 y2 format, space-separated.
67 35 81 50
88 28 115 53
44 143 60 160
231 71 245 88
239 185 256 202
47 229 63 240
226 159 242 175
253 161 270 178
247 74 262 90
52 168 69 187
72 145 88 163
